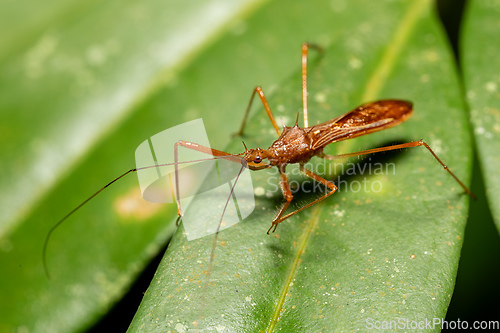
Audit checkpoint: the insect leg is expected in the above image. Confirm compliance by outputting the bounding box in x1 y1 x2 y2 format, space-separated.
268 166 294 234
318 140 475 199
235 86 281 137
173 140 246 220
268 164 337 234
267 164 337 234
301 42 323 128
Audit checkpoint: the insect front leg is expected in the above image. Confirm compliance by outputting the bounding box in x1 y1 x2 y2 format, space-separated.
173 140 246 224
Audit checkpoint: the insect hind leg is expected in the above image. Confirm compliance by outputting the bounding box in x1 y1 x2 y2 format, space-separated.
318 140 475 199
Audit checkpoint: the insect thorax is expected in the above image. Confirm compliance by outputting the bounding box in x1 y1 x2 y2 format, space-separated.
268 125 316 165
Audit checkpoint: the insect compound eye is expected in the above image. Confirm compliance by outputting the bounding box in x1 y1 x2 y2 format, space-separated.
254 155 262 163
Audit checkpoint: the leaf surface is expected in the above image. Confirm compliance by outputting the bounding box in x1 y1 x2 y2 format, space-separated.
461 0 500 232
129 1 473 332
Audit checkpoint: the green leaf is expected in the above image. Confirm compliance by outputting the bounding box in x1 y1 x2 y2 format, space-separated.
461 0 500 232
129 1 473 332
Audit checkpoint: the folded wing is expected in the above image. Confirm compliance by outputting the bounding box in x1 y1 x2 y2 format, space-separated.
309 100 413 150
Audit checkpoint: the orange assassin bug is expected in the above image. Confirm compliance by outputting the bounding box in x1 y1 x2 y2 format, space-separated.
43 43 475 277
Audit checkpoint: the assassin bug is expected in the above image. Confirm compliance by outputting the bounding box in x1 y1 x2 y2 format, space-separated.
43 43 474 277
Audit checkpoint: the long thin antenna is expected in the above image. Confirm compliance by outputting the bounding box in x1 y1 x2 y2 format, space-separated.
42 154 244 279
43 169 136 279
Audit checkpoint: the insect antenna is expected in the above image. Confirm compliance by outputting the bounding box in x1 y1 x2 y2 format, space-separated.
42 168 136 279
42 156 242 279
